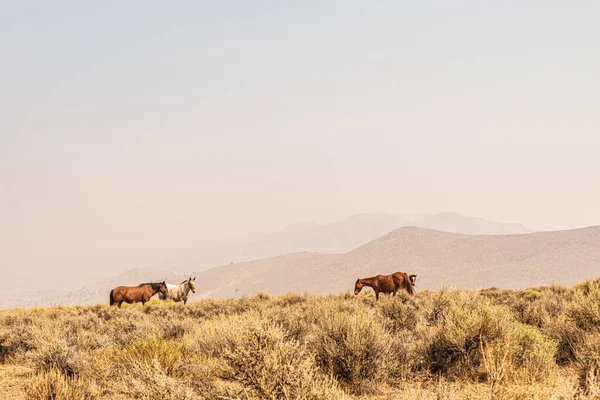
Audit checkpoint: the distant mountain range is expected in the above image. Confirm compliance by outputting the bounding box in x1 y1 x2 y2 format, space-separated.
168 212 531 274
2 212 532 308
2 212 531 308
5 220 599 309
185 225 600 299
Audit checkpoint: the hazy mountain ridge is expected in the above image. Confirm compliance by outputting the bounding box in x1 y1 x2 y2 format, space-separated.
169 212 531 275
6 224 598 309
187 225 599 300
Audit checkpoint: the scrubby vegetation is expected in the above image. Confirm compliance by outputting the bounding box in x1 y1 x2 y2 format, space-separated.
1 279 600 399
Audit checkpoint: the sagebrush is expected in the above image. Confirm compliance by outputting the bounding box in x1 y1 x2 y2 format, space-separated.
1 279 599 399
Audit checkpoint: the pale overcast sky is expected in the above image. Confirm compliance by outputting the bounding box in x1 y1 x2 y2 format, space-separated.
1 1 599 290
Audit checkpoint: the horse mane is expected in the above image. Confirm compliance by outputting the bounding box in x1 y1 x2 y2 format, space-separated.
138 282 163 290
180 279 188 284
403 273 415 295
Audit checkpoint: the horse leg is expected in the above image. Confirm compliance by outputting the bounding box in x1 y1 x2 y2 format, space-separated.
118 301 123 308
393 290 397 296
375 290 380 301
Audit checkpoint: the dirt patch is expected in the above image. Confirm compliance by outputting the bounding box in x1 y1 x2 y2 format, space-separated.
0 365 31 400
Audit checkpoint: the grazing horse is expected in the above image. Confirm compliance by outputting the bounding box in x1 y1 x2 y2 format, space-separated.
158 277 196 305
354 272 416 300
109 282 169 308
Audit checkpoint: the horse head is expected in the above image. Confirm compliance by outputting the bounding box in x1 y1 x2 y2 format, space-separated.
158 281 169 297
188 277 196 293
409 274 417 286
354 279 363 295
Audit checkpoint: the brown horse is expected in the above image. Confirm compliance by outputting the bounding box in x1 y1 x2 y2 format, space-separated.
109 282 169 308
354 272 416 300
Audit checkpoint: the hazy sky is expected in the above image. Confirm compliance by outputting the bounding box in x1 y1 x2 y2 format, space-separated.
2 1 599 290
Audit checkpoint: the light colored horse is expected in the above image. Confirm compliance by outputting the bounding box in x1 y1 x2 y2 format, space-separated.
159 277 196 305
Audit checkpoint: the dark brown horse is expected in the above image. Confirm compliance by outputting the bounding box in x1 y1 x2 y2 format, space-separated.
354 272 416 300
109 282 169 308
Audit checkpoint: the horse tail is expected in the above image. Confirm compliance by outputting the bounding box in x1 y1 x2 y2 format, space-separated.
109 289 115 306
404 273 415 295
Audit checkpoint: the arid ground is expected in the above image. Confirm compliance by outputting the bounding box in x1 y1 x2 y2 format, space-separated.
1 278 599 399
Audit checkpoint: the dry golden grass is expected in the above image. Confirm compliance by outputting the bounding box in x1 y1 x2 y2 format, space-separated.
1 279 599 399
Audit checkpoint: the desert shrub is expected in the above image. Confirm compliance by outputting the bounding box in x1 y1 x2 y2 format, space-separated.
82 336 203 399
60 313 111 350
141 302 177 318
72 329 111 352
88 304 117 322
310 309 398 393
111 359 196 400
31 337 78 377
25 368 97 400
377 292 419 332
273 292 307 307
418 291 511 379
517 289 569 328
542 314 584 365
0 320 38 362
575 331 600 396
118 336 189 377
479 287 520 308
423 286 451 326
108 313 159 347
253 291 271 301
508 322 557 383
226 323 342 399
145 298 165 307
480 335 514 397
267 296 363 344
266 300 317 342
526 290 542 301
6 281 600 398
161 318 196 340
182 297 255 319
191 313 344 399
569 279 600 331
420 289 561 385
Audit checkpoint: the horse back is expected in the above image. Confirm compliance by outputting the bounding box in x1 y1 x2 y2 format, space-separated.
375 272 409 292
376 274 398 292
391 272 407 281
112 285 143 300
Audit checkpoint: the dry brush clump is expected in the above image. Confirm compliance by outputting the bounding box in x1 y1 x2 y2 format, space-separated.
310 308 398 392
575 331 600 397
190 312 345 399
1 279 600 399
25 368 98 400
414 290 514 380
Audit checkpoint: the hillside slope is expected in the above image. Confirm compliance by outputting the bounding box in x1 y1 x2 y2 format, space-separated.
6 225 597 308
171 212 531 274
191 225 599 299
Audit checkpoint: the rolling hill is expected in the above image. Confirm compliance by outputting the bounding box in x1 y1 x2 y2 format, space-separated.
2 212 531 309
189 225 599 299
169 212 531 274
9 224 597 308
